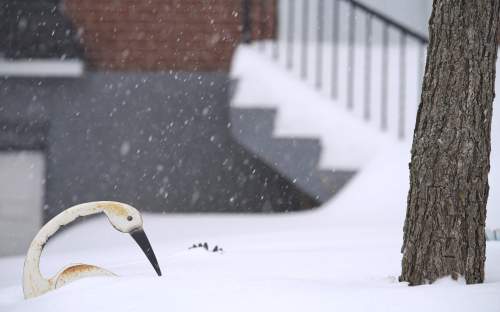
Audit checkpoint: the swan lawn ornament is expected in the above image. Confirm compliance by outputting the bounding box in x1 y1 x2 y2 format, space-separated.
23 201 162 299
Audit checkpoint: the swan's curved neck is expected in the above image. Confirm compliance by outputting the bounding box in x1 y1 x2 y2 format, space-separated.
23 202 107 299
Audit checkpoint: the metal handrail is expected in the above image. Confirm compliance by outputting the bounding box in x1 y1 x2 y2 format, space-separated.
241 0 429 44
343 0 429 44
245 0 430 140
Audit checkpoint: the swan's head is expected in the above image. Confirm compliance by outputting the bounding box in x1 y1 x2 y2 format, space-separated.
99 201 143 233
97 201 162 276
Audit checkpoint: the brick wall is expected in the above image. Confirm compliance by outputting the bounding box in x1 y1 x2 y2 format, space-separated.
62 0 276 72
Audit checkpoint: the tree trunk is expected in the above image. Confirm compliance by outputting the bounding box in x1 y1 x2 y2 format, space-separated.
400 0 499 285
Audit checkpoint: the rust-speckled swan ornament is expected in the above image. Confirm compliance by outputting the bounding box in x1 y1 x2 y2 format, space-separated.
22 201 162 299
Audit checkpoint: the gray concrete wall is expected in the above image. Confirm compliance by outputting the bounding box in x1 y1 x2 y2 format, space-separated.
0 72 316 225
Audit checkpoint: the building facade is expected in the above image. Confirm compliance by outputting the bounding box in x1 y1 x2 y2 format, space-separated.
0 0 307 257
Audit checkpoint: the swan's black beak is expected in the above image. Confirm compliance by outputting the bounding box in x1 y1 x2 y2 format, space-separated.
130 228 162 276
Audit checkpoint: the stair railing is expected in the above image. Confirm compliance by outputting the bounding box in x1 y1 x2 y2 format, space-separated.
243 0 429 140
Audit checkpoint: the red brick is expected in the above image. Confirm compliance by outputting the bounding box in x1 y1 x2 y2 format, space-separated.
63 0 276 71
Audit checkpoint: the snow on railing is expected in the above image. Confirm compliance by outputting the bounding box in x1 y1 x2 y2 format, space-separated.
244 0 429 140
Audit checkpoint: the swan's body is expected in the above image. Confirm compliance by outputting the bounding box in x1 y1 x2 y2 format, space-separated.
23 201 162 299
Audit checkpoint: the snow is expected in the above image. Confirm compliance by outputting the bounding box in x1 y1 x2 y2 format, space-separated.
1 141 500 311
231 44 500 229
2 42 500 312
0 60 84 77
231 46 395 170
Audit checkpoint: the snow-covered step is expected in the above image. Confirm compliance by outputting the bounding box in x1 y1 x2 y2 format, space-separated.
230 46 394 171
230 106 352 203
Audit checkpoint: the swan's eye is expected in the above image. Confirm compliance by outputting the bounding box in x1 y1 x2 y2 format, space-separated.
127 216 133 221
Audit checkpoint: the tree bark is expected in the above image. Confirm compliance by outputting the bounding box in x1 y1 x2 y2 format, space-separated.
400 0 499 285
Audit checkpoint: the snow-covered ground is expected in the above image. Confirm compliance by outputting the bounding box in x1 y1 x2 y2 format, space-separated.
231 45 500 229
1 142 500 312
1 44 500 311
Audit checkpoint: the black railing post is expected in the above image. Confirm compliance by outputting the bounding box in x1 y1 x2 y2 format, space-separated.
286 0 295 70
241 0 252 44
331 0 340 98
315 0 324 89
380 24 389 131
347 2 356 110
272 0 279 60
301 0 309 79
364 14 372 121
